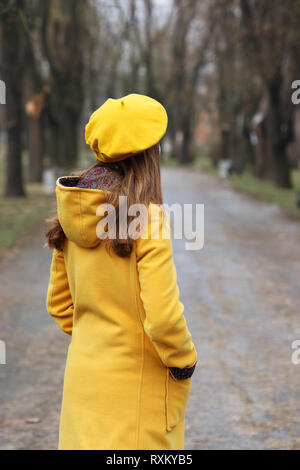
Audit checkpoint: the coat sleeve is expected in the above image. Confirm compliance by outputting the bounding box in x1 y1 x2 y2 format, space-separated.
46 249 73 335
136 205 197 373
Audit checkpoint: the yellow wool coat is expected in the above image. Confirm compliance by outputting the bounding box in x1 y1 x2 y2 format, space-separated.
46 177 197 450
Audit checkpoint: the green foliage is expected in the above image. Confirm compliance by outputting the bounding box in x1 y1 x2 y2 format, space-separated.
0 147 54 253
230 170 300 218
192 155 218 176
193 155 300 218
0 189 54 253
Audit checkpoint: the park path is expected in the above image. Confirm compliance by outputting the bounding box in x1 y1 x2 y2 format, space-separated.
1 167 300 450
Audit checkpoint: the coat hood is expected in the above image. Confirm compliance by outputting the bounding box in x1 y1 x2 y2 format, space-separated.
56 176 108 248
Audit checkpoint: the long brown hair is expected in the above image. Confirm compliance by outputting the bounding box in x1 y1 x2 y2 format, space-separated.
45 143 163 257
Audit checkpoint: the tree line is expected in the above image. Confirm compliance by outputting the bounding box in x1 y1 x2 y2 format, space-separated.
0 0 299 197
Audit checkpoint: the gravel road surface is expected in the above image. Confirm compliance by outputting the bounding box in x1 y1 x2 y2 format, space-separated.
1 167 300 450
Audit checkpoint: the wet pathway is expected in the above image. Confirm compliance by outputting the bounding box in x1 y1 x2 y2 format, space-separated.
1 167 300 449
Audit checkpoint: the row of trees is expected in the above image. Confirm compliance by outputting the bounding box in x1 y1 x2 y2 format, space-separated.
0 0 300 197
0 0 95 196
211 0 300 188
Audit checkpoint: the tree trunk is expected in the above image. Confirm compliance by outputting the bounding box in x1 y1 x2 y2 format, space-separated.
5 104 25 197
266 76 292 188
41 0 85 169
23 29 45 184
51 111 78 169
180 119 194 164
221 127 230 161
45 121 59 166
273 142 292 188
1 1 26 197
61 113 78 169
27 115 43 182
252 122 268 179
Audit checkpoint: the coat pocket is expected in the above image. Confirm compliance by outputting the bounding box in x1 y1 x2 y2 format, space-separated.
165 368 192 432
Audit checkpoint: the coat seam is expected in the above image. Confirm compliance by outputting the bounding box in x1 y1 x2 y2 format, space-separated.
133 247 145 450
135 328 144 450
78 192 85 242
49 251 58 311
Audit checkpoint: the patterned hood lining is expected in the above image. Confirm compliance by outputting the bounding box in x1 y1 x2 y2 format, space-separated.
59 167 122 191
59 177 80 187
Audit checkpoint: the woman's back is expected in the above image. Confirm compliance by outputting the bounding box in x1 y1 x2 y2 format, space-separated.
46 94 197 450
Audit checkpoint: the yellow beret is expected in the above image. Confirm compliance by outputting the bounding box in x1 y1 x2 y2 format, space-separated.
85 94 168 162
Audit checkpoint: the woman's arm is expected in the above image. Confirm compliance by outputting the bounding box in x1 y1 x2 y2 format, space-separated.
136 205 197 376
46 249 73 335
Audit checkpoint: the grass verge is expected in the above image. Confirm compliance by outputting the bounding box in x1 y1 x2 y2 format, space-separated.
162 154 300 218
0 185 54 254
230 170 300 218
0 147 55 254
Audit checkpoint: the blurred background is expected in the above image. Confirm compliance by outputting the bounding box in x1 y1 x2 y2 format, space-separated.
0 0 300 249
1 0 300 450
